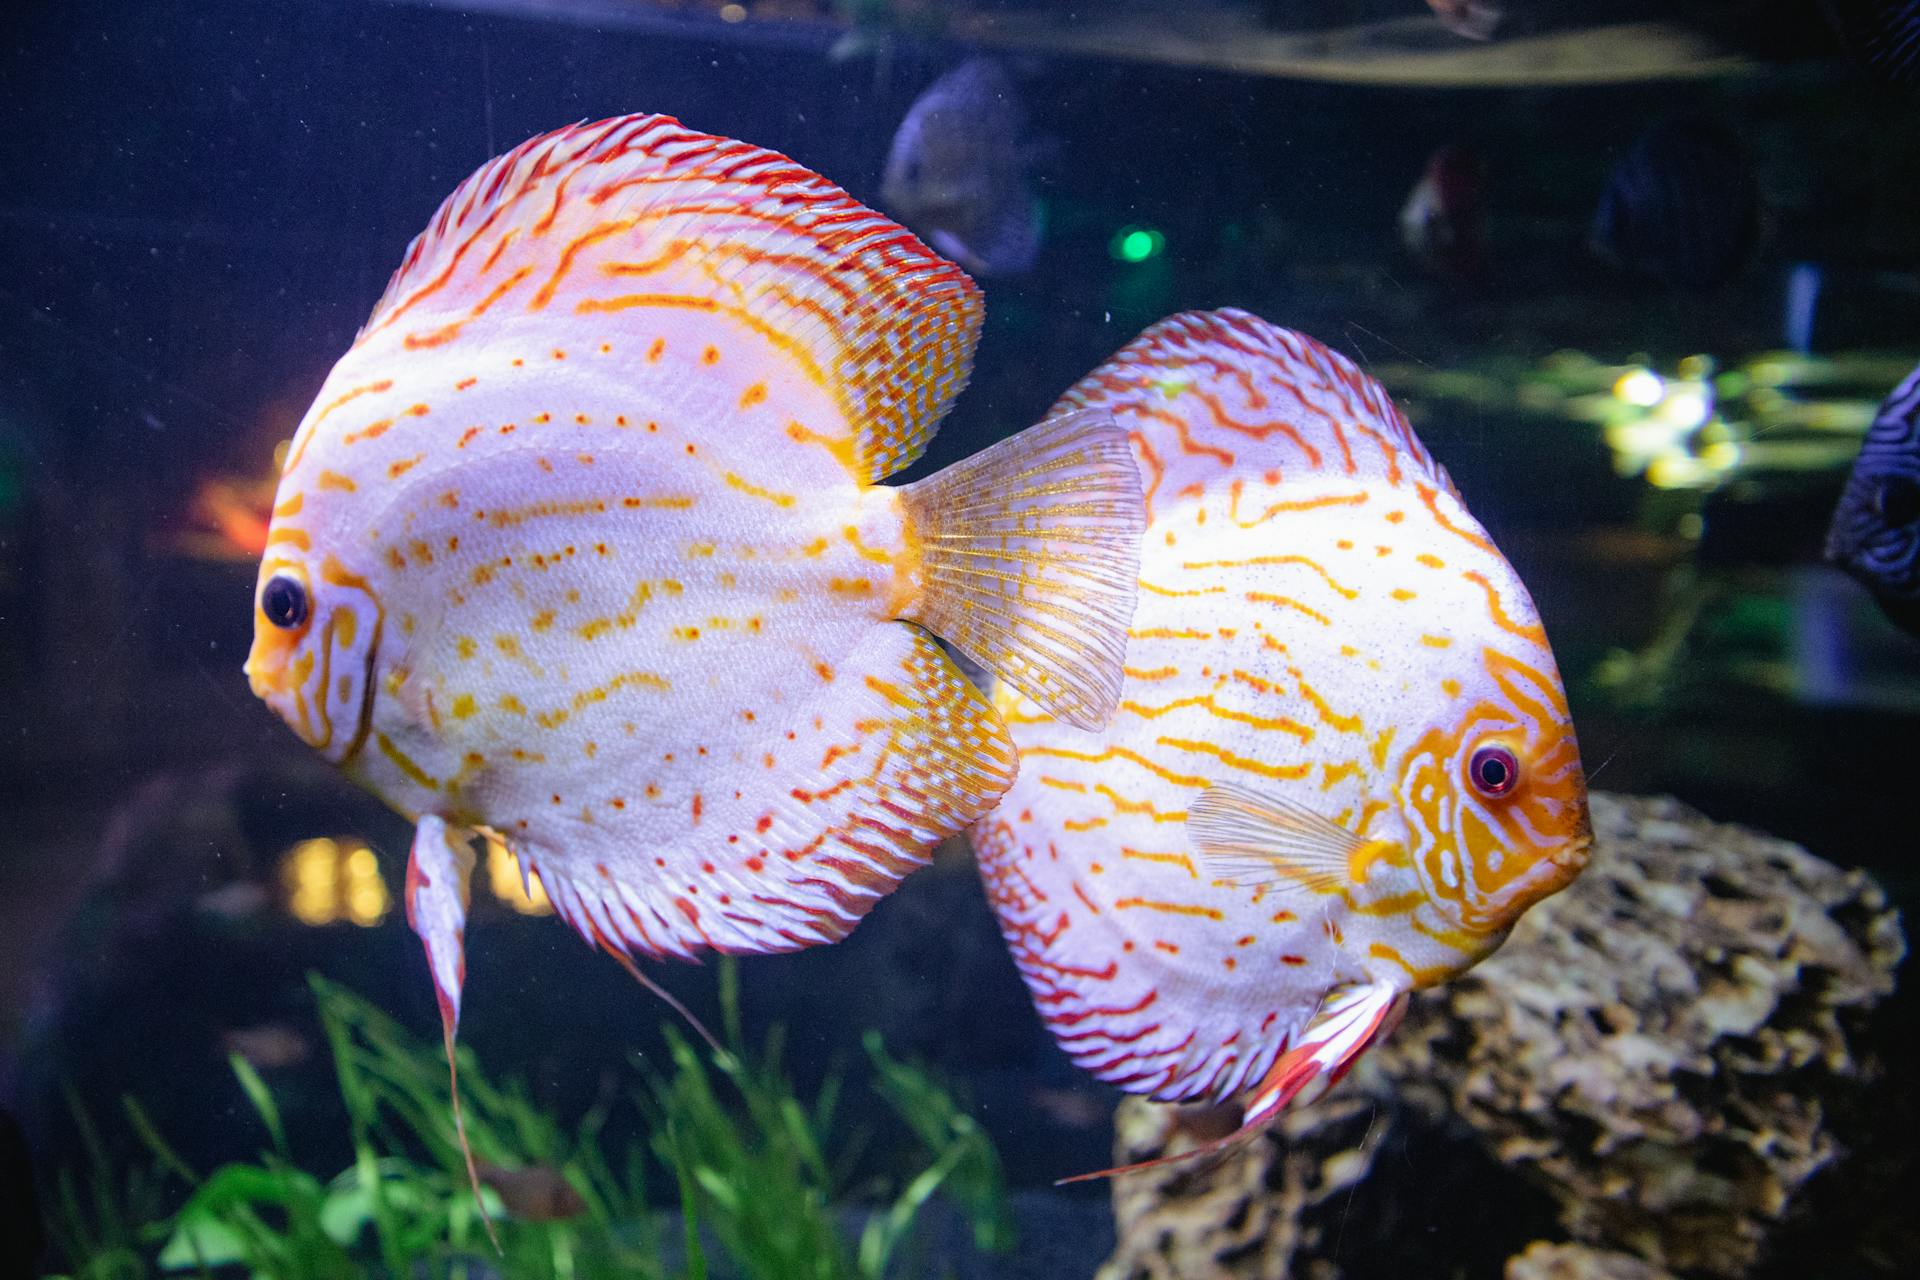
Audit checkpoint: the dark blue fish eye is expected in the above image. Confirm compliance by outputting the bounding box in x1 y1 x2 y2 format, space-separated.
1874 476 1920 527
262 575 309 630
1469 745 1520 799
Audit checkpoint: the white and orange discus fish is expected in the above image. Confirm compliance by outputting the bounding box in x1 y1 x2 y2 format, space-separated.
973 309 1591 1179
242 114 1145 1196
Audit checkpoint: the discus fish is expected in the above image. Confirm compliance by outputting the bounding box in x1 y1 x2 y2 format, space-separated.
880 58 1042 277
221 1022 312 1070
1589 115 1758 292
244 114 1145 1224
973 309 1591 1181
1826 361 1920 637
477 1163 588 1223
1399 143 1486 279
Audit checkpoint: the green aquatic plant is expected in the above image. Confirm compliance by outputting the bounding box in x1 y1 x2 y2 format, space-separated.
45 964 1011 1279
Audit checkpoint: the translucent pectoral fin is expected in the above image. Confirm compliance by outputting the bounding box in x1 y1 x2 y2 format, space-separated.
1055 979 1406 1186
404 816 498 1251
1187 782 1372 893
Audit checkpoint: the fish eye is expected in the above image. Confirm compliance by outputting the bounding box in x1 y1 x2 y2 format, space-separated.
261 574 310 630
1873 476 1920 527
1468 744 1520 799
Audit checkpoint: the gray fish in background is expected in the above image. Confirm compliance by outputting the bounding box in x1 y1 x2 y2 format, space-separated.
1827 363 1920 637
1589 115 1759 291
881 58 1043 276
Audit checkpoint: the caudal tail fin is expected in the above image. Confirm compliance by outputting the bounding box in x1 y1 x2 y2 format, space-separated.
899 410 1144 731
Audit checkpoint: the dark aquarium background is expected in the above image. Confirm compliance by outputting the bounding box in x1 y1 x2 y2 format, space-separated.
1 1 1914 1276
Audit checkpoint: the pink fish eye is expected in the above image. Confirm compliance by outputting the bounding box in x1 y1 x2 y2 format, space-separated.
1468 745 1520 799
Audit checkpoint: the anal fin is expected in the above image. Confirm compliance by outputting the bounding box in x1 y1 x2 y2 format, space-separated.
404 815 498 1251
1056 979 1406 1185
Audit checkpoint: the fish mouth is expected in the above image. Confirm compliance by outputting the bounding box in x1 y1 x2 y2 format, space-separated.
243 615 379 765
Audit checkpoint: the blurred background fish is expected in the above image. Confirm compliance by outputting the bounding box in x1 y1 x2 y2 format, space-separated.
1589 114 1760 291
1426 0 1502 40
1400 142 1487 278
1827 362 1920 636
477 1163 588 1223
1819 0 1920 84
220 1021 312 1071
880 57 1043 276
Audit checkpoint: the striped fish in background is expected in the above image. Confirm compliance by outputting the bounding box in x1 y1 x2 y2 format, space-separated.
973 309 1591 1180
1826 360 1920 637
242 114 1146 1223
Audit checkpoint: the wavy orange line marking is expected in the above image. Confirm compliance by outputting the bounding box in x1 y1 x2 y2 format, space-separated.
577 293 828 391
724 472 797 507
1368 940 1455 986
1348 420 1404 486
1291 670 1362 733
1113 897 1223 920
1129 431 1165 519
1185 554 1357 600
1230 488 1367 528
1139 580 1225 598
1121 848 1198 877
1094 785 1186 824
1246 592 1331 627
1417 483 1497 554
1119 694 1312 741
1129 403 1233 466
1022 744 1211 789
1462 572 1548 646
312 379 394 428
1193 387 1322 467
1154 736 1309 781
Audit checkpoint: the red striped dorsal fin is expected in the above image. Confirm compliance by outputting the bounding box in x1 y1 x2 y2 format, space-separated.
356 114 982 483
1054 308 1450 498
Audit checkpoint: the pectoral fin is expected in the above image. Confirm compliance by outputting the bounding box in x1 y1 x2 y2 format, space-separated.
1188 782 1383 893
1056 979 1406 1185
404 816 498 1251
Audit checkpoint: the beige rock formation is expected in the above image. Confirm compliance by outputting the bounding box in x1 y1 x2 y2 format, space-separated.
1098 793 1906 1280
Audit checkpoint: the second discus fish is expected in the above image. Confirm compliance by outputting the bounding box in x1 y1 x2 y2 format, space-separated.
975 309 1590 1179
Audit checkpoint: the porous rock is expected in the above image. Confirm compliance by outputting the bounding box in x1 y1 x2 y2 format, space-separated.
1505 1241 1677 1280
1099 792 1905 1279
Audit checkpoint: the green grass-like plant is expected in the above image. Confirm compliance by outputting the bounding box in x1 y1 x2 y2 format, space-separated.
45 962 1011 1280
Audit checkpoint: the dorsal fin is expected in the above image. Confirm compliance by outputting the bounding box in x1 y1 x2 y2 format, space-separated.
356 114 982 483
1054 308 1449 502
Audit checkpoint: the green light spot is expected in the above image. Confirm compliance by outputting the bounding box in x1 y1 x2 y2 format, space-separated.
1111 226 1165 263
